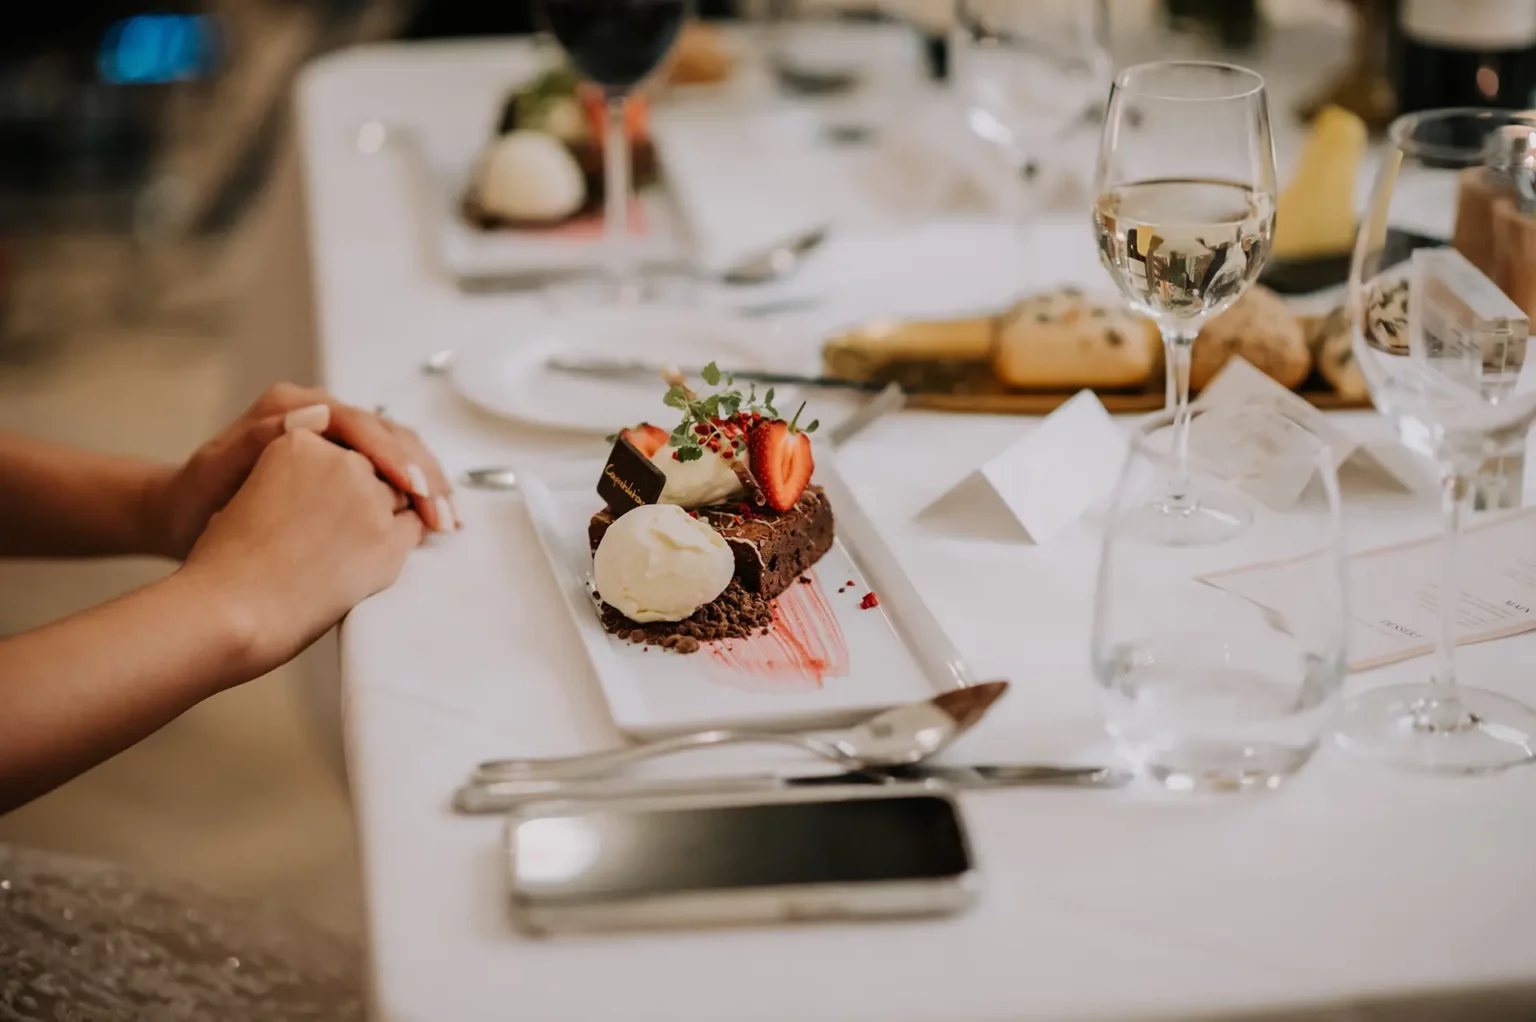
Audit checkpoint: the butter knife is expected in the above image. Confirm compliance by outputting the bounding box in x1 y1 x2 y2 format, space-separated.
453 762 1130 814
546 355 885 393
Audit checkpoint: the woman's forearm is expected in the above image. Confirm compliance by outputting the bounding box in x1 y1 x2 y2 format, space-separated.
0 566 259 812
0 434 174 558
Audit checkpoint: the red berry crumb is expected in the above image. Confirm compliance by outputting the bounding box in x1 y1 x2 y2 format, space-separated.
859 591 880 610
846 580 855 587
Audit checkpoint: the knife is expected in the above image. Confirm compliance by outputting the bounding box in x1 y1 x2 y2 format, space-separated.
453 762 1131 814
546 355 886 393
457 272 822 318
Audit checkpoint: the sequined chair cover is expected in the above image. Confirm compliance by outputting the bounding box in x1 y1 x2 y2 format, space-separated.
0 843 362 1021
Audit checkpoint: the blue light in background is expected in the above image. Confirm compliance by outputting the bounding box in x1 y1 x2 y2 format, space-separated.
98 14 222 85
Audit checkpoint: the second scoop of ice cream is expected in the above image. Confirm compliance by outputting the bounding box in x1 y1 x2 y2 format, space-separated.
592 503 735 623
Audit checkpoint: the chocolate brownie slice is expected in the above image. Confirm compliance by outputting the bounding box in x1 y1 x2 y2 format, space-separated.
589 486 835 601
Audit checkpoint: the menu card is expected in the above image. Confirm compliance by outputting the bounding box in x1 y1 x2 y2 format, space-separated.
1201 509 1536 671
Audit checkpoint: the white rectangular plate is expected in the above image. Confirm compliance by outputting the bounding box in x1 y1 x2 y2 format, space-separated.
520 453 975 739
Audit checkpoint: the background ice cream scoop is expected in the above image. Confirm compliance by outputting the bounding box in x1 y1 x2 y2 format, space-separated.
593 504 735 622
650 445 746 508
476 130 585 222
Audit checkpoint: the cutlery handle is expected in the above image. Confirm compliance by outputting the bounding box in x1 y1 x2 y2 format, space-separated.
969 765 1133 788
454 774 789 814
453 764 1132 814
473 729 857 783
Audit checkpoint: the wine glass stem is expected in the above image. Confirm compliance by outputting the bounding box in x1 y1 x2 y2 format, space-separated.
1162 326 1196 507
1421 469 1472 731
602 92 634 294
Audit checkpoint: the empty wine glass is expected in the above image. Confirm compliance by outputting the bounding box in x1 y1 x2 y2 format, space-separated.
1092 61 1277 546
1337 108 1536 774
536 0 692 305
954 0 1109 219
1092 409 1348 792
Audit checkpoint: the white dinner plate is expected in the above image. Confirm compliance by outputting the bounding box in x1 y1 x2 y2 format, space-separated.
448 306 775 434
520 451 977 738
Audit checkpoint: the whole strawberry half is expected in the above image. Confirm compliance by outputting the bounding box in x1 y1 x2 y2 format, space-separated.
620 423 669 458
747 403 818 512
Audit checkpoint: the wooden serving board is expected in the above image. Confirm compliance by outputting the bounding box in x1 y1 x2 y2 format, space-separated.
902 385 1372 415
822 307 1373 416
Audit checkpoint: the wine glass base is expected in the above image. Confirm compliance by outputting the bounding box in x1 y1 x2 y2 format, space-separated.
1120 492 1252 547
1335 683 1536 774
542 271 700 310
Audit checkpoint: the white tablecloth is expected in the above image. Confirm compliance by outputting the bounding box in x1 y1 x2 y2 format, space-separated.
293 27 1536 1022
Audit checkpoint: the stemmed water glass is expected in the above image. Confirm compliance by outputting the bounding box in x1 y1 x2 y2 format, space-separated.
954 0 1109 222
535 0 692 304
1337 109 1536 774
1092 61 1277 546
1092 409 1348 792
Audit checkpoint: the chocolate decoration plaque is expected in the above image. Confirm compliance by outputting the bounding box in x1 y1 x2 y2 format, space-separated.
598 436 666 515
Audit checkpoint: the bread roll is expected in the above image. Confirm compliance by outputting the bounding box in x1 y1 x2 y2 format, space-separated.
1190 285 1310 390
991 289 1160 390
1311 306 1370 401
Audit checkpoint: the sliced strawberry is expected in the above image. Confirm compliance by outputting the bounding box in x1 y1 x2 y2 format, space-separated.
620 423 669 458
578 84 649 142
747 407 817 512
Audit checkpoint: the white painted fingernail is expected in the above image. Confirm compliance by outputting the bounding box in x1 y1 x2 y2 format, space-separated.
283 404 330 433
407 464 431 498
434 495 455 532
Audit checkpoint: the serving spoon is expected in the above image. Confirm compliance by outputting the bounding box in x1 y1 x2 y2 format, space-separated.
471 681 1009 784
716 224 829 286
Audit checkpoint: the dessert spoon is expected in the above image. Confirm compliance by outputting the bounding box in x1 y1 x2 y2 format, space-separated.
471 681 1009 784
717 225 830 286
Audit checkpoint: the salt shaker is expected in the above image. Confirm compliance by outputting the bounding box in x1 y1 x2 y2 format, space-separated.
1487 126 1536 321
1473 126 1536 509
1453 126 1534 282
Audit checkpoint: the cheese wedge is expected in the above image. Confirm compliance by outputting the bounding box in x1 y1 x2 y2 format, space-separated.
1271 105 1366 260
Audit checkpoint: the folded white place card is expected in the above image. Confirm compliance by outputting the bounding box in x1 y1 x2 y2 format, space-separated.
920 390 1127 544
1201 508 1536 671
1193 357 1436 507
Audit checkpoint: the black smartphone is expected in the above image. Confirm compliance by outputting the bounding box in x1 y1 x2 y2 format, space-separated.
505 786 978 936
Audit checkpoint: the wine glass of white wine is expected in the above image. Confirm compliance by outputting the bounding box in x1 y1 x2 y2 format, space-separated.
1092 61 1277 546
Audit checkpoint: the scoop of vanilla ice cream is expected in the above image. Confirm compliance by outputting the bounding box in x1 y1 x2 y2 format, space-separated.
650 445 746 508
593 504 736 623
477 130 585 222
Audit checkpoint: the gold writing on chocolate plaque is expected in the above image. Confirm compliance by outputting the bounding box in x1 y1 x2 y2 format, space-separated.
604 465 644 505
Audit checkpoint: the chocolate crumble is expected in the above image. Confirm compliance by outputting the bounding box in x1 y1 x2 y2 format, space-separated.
598 581 774 653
